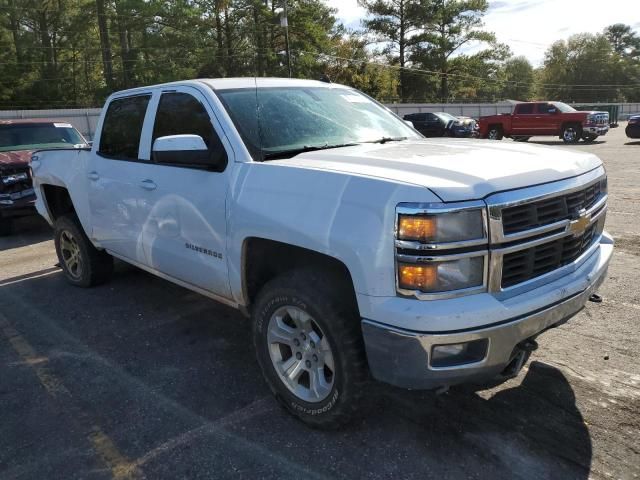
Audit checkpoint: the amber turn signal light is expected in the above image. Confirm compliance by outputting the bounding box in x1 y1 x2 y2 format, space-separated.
398 215 437 241
398 264 437 290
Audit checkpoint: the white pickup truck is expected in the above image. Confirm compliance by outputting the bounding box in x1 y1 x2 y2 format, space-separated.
32 78 613 428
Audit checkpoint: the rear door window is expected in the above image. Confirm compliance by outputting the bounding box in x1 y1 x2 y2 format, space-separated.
516 104 534 114
99 95 151 160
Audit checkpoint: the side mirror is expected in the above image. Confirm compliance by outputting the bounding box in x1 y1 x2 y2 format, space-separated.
152 134 226 170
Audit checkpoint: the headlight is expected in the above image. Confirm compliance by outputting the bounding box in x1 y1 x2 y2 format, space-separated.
398 256 485 292
397 208 485 244
396 202 488 298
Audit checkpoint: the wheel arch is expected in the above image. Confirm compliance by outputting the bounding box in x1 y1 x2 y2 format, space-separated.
241 237 358 315
41 184 76 222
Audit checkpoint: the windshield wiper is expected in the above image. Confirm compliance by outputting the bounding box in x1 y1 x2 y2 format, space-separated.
361 136 408 144
262 142 360 160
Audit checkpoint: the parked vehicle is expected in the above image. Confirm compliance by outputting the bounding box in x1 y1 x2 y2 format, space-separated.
32 79 613 428
626 114 640 139
403 112 476 138
0 119 87 235
478 102 610 143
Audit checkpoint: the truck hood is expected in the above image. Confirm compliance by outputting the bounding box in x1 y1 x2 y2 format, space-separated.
0 150 33 167
273 139 602 201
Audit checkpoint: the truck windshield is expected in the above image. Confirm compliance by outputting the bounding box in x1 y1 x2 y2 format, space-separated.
0 123 86 152
552 102 577 113
215 86 420 161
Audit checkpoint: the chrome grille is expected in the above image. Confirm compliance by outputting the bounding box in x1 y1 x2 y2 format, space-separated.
486 168 608 295
501 223 597 288
502 179 605 235
0 165 32 195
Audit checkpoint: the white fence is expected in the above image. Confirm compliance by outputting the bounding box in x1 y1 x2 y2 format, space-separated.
2 102 639 140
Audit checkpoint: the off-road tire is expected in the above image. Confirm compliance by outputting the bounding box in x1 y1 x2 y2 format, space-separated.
252 268 368 429
562 124 582 144
487 125 503 140
54 214 113 287
0 218 12 236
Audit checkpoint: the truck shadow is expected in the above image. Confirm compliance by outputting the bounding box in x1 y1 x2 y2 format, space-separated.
0 267 593 479
624 141 640 145
365 361 592 478
528 140 606 147
0 215 51 251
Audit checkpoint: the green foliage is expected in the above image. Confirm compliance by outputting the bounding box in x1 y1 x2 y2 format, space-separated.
500 56 534 101
0 1 638 108
0 0 350 108
539 30 640 103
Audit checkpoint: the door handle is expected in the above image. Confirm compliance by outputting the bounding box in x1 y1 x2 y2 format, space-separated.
87 171 99 181
139 179 157 191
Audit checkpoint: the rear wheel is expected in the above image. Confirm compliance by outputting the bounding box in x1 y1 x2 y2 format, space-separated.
54 214 113 287
0 218 12 236
562 124 582 144
252 268 367 429
487 125 503 140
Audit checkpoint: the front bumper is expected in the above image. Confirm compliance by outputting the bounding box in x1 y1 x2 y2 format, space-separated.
361 233 613 389
584 125 609 136
0 194 36 219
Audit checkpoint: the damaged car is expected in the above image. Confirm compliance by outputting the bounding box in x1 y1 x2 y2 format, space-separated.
0 119 88 235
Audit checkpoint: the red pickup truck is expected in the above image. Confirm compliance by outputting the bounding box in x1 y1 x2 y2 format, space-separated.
478 102 609 144
0 119 87 235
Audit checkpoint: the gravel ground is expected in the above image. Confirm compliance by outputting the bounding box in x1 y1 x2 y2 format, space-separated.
0 125 638 480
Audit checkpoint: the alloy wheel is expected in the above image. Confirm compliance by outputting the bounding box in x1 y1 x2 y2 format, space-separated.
267 306 335 403
563 127 578 142
59 230 83 279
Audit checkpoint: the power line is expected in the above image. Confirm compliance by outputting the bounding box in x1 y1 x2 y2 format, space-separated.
297 50 640 89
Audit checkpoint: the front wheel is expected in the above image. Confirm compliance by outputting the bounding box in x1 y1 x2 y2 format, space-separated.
54 214 113 287
487 126 503 140
562 124 582 144
252 268 367 429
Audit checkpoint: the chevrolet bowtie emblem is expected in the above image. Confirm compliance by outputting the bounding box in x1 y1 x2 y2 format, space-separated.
568 209 590 236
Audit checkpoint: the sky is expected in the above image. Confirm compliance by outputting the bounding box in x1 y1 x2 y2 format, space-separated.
326 0 640 66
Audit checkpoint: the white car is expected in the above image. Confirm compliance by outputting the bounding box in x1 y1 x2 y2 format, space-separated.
31 78 613 428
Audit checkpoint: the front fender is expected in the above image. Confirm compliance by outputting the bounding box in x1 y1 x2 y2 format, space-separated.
226 162 439 305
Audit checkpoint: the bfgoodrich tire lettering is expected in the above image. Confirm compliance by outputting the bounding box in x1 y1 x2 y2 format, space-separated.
252 268 367 429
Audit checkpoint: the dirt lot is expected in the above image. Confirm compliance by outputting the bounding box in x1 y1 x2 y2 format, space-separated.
1 125 638 480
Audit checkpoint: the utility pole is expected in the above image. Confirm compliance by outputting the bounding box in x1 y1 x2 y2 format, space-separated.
281 0 292 78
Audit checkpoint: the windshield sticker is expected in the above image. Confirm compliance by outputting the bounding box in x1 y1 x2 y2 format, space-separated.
54 123 73 128
340 94 368 103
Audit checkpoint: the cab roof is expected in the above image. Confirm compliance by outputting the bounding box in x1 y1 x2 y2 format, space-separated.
108 77 351 99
